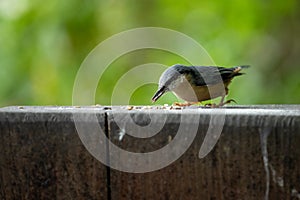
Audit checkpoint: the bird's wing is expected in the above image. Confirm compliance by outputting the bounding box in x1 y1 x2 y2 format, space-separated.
191 66 245 86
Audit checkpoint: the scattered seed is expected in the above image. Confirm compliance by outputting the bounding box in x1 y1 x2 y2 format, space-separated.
127 106 133 110
174 106 182 110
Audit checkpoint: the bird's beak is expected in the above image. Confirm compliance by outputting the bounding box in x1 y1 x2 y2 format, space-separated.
151 86 167 102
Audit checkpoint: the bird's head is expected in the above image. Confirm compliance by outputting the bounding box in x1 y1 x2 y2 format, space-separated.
152 64 188 102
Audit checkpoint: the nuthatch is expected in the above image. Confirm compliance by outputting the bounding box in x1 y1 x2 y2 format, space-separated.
152 64 250 106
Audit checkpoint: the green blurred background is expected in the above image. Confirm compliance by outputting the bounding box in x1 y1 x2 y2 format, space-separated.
1 0 299 106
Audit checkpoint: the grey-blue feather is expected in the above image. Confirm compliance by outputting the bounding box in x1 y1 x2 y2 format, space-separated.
171 64 249 86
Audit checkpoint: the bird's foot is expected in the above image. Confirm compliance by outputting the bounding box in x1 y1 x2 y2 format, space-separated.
173 102 198 106
218 99 237 107
205 99 237 108
204 103 218 108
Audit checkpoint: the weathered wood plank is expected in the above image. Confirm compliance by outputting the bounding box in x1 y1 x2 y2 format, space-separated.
0 107 108 200
0 105 300 199
107 106 300 200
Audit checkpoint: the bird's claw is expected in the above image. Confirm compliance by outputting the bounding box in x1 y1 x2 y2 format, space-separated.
205 99 237 108
173 102 198 107
220 99 237 106
204 103 217 108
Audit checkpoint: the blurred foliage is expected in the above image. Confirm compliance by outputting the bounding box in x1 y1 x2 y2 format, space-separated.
0 0 299 106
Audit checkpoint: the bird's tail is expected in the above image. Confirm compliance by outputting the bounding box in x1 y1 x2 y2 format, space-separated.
229 65 250 78
233 65 250 73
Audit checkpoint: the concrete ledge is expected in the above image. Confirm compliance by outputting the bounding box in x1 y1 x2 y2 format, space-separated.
0 105 300 199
